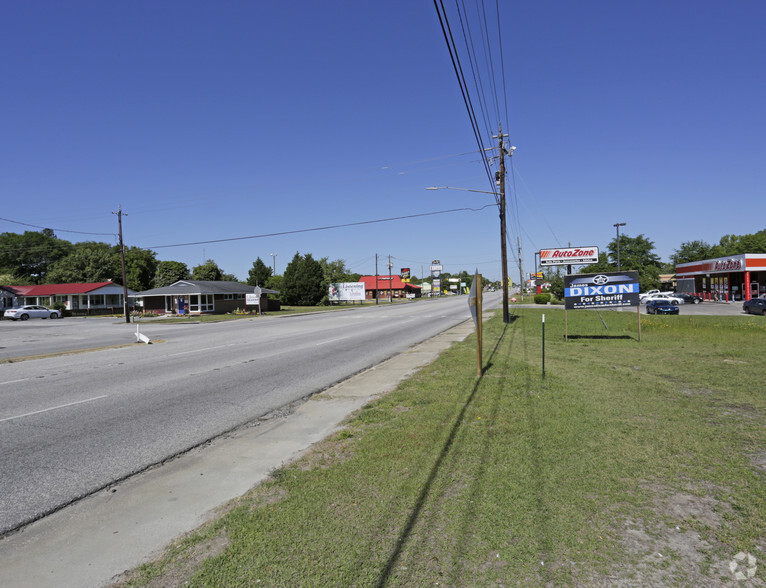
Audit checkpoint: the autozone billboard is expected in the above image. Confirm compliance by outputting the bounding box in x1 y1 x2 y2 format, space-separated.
540 246 599 266
564 271 640 310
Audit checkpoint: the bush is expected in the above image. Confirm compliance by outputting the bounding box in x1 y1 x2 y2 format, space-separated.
534 293 551 305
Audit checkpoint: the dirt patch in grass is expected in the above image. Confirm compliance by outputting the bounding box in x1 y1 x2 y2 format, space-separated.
582 484 760 587
110 530 229 588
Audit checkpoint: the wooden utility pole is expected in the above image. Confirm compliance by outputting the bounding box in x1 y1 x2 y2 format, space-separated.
112 206 130 324
496 125 510 323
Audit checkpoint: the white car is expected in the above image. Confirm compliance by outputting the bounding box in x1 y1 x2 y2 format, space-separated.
4 305 62 321
642 293 684 305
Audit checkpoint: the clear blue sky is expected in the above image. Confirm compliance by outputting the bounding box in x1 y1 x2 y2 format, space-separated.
2 1 764 282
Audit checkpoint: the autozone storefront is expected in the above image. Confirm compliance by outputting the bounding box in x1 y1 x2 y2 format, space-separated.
676 254 766 302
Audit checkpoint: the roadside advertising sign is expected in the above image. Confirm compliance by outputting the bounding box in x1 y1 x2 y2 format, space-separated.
564 271 640 310
328 282 366 302
540 246 599 266
400 268 410 280
245 293 258 306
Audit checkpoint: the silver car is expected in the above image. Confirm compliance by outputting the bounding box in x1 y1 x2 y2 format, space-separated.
4 305 62 321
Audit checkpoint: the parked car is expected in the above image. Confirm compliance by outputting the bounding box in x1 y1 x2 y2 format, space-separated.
3 305 62 321
642 292 684 305
646 299 680 315
675 293 703 304
743 298 766 315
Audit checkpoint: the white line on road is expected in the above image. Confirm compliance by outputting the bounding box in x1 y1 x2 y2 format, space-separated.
167 343 237 357
0 378 31 386
0 395 108 423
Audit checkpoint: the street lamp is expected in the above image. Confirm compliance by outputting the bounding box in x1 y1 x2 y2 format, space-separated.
426 185 509 322
270 253 277 275
613 223 626 270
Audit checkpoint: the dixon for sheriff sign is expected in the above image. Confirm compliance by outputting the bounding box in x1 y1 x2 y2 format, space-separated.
564 272 640 310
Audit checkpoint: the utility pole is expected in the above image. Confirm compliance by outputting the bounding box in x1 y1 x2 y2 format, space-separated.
518 237 524 302
495 124 510 323
375 254 379 305
112 206 130 324
388 255 393 303
614 222 626 270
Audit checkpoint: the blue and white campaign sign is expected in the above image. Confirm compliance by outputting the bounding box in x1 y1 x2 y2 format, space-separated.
564 271 640 310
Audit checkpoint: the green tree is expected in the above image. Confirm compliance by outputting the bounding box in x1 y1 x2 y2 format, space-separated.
47 242 119 284
153 261 190 287
282 252 325 306
119 246 158 291
191 259 223 281
581 235 662 292
319 257 353 284
0 230 72 283
247 257 272 287
671 240 714 265
713 229 766 256
266 274 283 295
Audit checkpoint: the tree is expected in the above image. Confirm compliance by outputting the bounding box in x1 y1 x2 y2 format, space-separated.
47 242 119 284
247 257 272 287
0 230 72 283
582 234 662 292
319 257 353 284
282 252 325 306
266 274 283 294
713 229 766 256
153 261 190 287
191 259 223 281
119 246 158 291
671 240 714 265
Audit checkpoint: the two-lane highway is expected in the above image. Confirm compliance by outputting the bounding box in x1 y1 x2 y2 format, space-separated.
0 294 499 534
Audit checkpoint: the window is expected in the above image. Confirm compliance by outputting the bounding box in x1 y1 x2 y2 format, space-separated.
189 294 214 312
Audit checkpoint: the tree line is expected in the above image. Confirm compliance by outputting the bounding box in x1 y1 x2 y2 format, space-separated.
0 230 364 306
542 228 766 297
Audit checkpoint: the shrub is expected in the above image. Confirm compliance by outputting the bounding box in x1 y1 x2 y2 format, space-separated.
534 293 551 305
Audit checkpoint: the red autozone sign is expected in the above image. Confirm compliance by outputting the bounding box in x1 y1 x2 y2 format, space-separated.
540 246 599 266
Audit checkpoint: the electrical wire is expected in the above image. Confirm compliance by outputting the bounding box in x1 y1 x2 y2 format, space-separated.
147 204 496 250
0 216 115 237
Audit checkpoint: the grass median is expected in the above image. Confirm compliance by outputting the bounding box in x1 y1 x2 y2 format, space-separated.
118 308 766 587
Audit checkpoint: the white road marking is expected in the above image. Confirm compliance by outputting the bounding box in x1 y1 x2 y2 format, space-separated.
0 395 108 423
0 378 31 386
167 343 237 357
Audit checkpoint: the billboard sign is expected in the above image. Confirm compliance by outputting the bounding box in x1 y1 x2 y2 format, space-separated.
540 246 599 266
564 271 640 310
328 282 366 302
400 268 410 280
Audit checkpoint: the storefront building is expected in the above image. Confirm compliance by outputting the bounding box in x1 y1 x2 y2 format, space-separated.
676 254 766 302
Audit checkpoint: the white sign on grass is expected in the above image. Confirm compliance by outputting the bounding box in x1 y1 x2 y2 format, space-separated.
328 282 366 302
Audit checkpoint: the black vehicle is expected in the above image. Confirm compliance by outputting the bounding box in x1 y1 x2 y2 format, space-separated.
646 299 679 315
743 298 766 315
676 293 703 304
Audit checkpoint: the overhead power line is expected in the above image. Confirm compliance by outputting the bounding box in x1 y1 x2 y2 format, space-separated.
147 205 496 250
0 216 115 237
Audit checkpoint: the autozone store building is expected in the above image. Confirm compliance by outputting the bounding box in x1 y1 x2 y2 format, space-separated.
675 254 766 302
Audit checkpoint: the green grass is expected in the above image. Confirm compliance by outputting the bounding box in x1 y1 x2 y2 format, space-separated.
118 308 766 586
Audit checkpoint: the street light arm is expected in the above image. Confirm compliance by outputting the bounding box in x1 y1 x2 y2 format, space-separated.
426 186 498 195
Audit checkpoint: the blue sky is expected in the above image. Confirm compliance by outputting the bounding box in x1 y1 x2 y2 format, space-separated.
2 1 764 282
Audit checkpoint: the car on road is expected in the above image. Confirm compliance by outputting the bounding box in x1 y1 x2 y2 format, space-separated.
642 292 684 305
646 299 680 315
3 305 62 321
675 293 703 304
743 298 766 315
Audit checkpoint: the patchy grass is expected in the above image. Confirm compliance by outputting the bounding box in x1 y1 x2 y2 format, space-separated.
115 308 766 587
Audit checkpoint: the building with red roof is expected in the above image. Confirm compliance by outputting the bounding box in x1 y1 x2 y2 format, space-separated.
358 275 421 301
0 281 134 315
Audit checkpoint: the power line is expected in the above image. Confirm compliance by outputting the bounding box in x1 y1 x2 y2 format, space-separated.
0 216 115 237
147 205 496 250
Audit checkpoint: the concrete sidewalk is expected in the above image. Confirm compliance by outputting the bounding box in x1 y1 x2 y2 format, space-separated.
0 319 476 588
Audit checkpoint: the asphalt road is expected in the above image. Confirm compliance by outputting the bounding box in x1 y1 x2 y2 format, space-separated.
0 294 500 535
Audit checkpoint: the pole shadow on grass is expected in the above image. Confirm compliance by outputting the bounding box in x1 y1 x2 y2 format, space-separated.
566 335 634 341
374 322 511 587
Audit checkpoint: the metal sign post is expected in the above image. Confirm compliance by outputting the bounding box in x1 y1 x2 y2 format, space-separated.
468 271 483 377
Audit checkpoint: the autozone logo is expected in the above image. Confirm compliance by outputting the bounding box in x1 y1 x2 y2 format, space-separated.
540 247 599 264
713 259 742 271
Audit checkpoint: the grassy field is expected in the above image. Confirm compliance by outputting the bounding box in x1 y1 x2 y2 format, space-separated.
117 308 766 587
